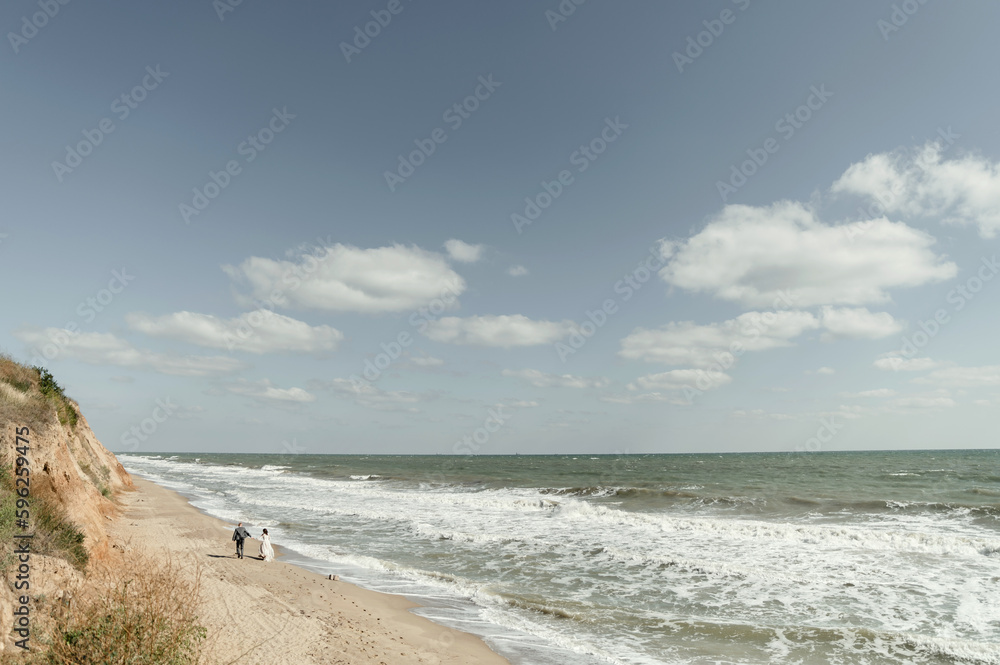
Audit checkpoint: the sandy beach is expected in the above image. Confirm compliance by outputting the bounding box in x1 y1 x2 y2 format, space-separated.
110 477 509 665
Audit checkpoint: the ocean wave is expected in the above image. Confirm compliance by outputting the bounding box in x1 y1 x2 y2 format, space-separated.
538 485 703 500
655 618 1000 665
120 454 1000 665
539 485 1000 522
349 474 382 480
553 500 1000 558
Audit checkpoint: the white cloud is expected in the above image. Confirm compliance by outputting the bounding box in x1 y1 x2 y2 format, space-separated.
507 265 529 277
502 369 609 389
601 392 691 406
126 310 343 354
173 405 207 420
832 142 1000 238
659 201 956 307
913 365 1000 388
14 328 245 377
890 394 957 409
225 379 316 403
223 243 465 313
840 388 897 398
835 390 955 414
504 400 540 408
619 310 819 367
628 369 731 392
444 239 484 263
873 355 941 372
732 409 795 421
425 315 573 347
819 307 903 341
311 378 428 412
600 370 733 406
816 367 836 375
407 354 444 367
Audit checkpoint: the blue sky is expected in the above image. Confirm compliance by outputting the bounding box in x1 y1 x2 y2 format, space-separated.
2 0 999 455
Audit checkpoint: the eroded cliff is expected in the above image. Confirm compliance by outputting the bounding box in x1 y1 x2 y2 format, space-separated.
1 357 133 655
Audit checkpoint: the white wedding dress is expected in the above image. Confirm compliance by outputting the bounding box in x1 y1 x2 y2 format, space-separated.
259 533 274 562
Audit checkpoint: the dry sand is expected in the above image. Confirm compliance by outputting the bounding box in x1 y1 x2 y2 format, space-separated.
109 477 509 665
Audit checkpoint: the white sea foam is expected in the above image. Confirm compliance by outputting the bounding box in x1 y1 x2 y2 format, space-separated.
121 455 1000 665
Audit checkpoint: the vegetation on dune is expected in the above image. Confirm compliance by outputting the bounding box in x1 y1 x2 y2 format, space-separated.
0 354 79 431
1 356 90 573
0 465 89 576
2 355 208 663
39 554 208 665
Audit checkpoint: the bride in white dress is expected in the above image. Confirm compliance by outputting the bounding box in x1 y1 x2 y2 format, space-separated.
259 528 274 562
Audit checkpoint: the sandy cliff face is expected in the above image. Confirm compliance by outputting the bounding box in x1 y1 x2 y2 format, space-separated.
1 400 133 654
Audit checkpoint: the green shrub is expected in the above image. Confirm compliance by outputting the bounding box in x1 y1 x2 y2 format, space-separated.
29 365 78 430
35 367 64 399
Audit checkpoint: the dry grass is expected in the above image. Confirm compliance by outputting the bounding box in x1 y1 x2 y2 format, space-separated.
0 353 39 391
0 354 50 430
0 353 79 431
40 551 209 664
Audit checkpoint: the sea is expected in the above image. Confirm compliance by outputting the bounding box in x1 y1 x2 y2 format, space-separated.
118 450 1000 665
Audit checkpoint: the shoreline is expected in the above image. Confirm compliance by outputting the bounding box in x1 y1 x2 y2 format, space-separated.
111 476 510 665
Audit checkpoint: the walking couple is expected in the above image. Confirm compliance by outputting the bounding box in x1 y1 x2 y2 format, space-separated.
232 522 274 562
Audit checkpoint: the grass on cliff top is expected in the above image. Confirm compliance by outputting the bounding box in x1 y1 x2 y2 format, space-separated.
0 354 79 431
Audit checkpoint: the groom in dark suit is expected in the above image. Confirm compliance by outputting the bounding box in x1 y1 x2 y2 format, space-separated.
232 523 251 559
